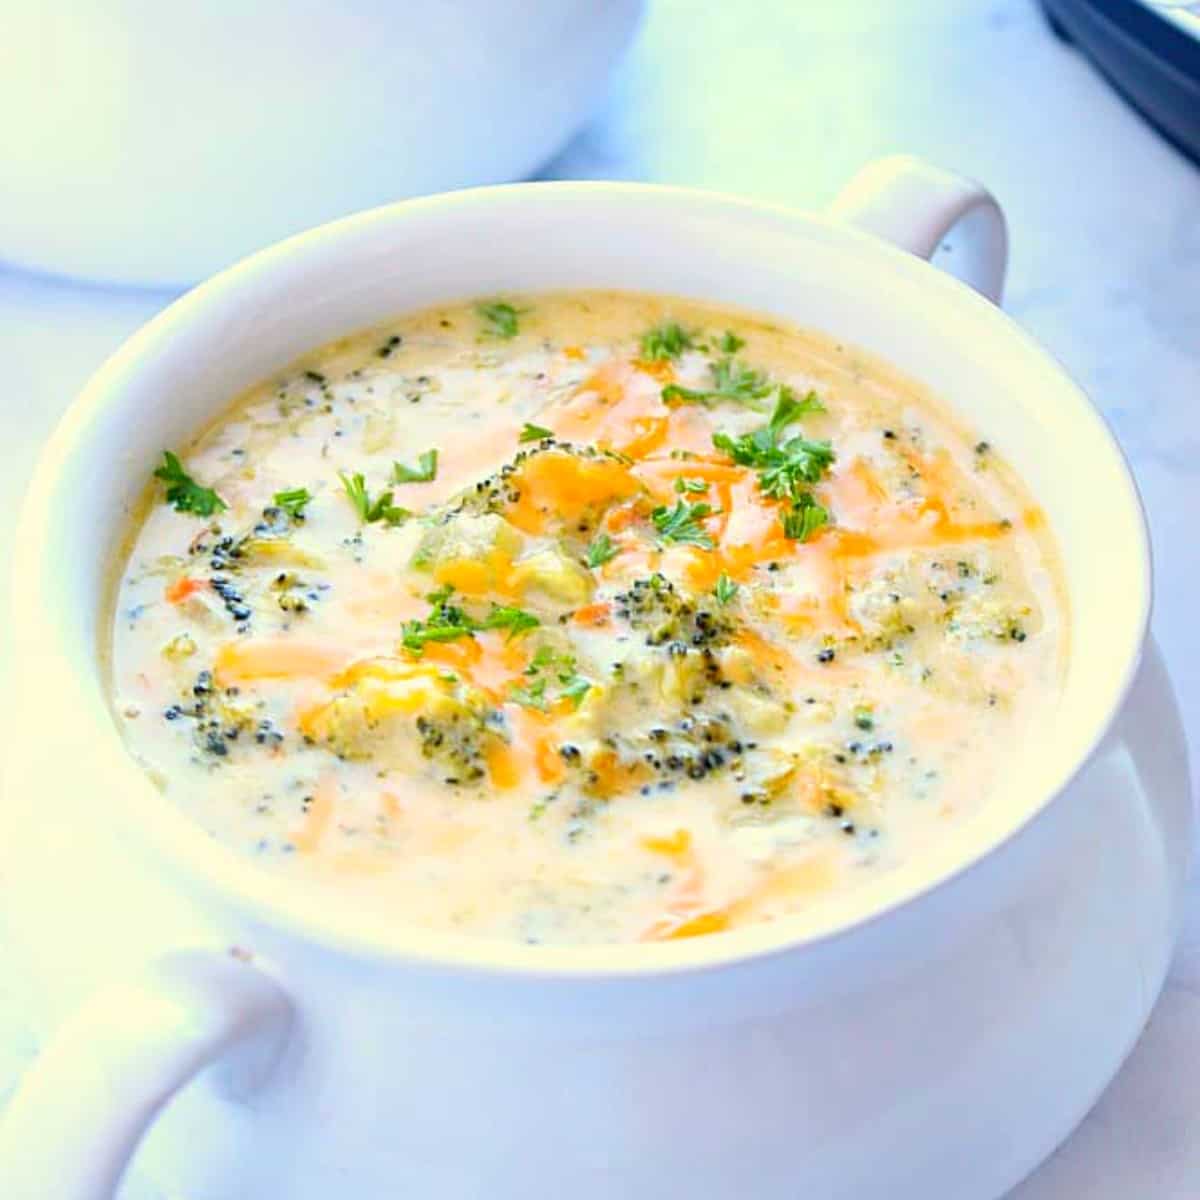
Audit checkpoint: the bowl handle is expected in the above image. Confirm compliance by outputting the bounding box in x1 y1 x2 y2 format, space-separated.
0 949 292 1200
827 154 1009 304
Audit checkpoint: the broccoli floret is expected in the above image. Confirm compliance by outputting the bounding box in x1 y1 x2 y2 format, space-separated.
301 658 505 784
612 574 735 650
169 669 261 760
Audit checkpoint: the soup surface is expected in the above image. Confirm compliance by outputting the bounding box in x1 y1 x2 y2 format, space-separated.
111 292 1065 945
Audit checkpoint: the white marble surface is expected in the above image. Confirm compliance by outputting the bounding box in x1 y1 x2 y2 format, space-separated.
1 0 1198 1195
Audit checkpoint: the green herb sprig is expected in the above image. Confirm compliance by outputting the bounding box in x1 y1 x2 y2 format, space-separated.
154 451 227 517
714 573 739 605
392 449 438 484
640 322 695 362
519 422 554 443
477 301 523 340
401 587 539 656
273 487 312 520
661 357 773 410
338 471 411 526
586 533 619 569
651 498 716 549
510 645 591 711
781 493 829 542
711 387 834 530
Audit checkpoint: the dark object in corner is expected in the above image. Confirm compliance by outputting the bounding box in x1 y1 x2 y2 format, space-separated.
1041 0 1200 165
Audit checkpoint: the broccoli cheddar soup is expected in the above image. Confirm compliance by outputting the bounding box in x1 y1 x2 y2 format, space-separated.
110 292 1065 945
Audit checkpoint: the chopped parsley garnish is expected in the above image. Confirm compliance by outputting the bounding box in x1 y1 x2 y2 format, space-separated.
509 677 548 711
651 498 716 549
476 300 522 340
712 387 834 504
401 587 477 654
674 477 708 495
511 645 591 710
401 589 539 657
273 487 312 519
718 331 745 354
479 605 540 640
714 573 738 605
639 321 695 362
586 533 619 568
781 493 829 542
392 449 438 483
757 441 835 498
661 357 774 410
154 451 227 517
519 422 554 443
527 645 559 671
338 471 411 526
559 674 593 708
768 386 825 437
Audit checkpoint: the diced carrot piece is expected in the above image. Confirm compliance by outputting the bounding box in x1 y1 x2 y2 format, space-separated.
643 909 731 941
587 748 648 798
165 577 206 604
641 829 693 863
621 415 670 460
633 358 675 382
571 601 611 627
602 502 641 533
534 735 566 785
486 740 522 789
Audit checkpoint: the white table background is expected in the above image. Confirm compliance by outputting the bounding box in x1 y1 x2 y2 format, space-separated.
2 1 1199 1195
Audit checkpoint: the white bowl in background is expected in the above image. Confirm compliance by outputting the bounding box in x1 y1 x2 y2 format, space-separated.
0 0 644 287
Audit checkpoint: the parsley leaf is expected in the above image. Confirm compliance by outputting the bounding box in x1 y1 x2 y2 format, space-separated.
661 357 774 411
525 645 557 672
477 300 522 340
338 471 411 526
514 646 592 710
392 449 438 484
400 588 477 654
509 677 548 711
718 331 745 354
519 422 554 443
273 486 312 519
586 533 619 568
640 322 695 362
758 439 835 497
479 605 540 640
651 499 716 549
768 385 825 438
714 573 738 605
559 674 592 708
400 589 538 657
674 477 708 495
781 493 829 542
711 387 834 504
154 451 227 517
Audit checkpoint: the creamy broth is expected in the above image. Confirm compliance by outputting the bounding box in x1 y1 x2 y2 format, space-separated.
110 292 1065 945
